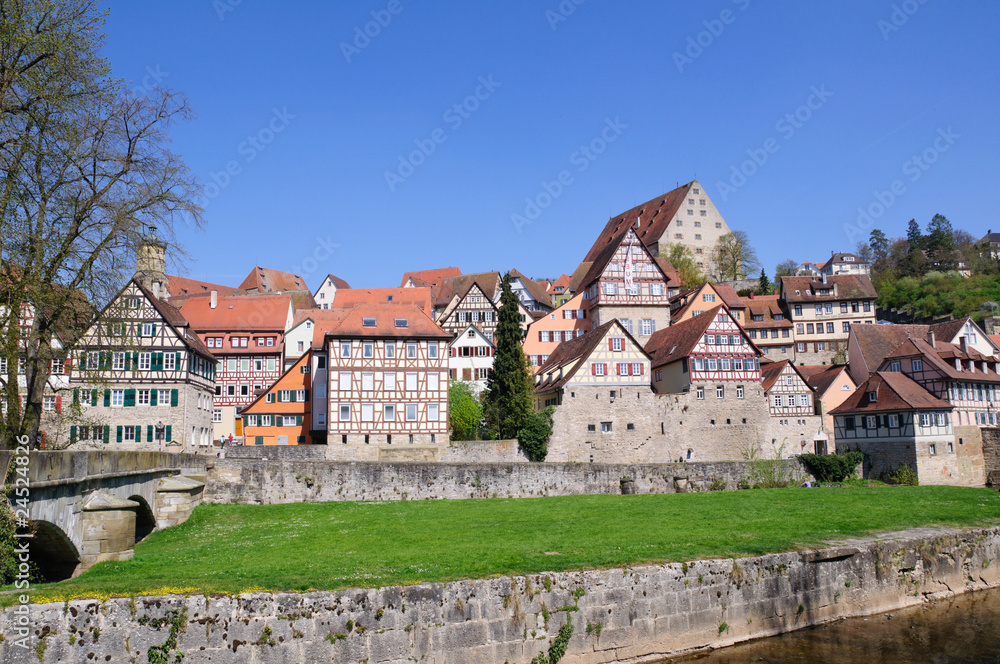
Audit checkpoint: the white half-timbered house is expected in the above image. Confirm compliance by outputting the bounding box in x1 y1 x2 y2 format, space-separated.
760 359 825 454
69 279 216 452
325 304 451 461
830 371 980 485
645 305 762 396
448 325 495 392
577 227 672 344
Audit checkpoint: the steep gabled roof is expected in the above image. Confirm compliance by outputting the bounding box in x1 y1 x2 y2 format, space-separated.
882 337 1000 384
829 371 952 414
741 299 793 329
509 269 554 308
448 324 496 349
577 227 667 292
431 272 501 308
713 284 746 310
567 261 594 294
178 293 292 332
164 274 238 301
321 274 352 290
547 274 571 294
798 364 855 397
582 182 694 262
238 266 311 295
290 308 354 347
644 305 722 368
850 318 988 379
400 267 462 289
535 320 648 392
332 287 432 317
780 275 877 302
760 360 790 392
241 349 312 414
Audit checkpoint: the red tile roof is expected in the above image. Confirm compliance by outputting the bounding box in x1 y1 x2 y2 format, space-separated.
332 288 432 317
547 274 571 294
291 308 354 347
510 269 554 308
323 304 450 339
713 284 746 310
178 293 292 332
321 274 352 290
582 182 694 263
644 305 723 368
882 337 1000 383
238 266 312 295
535 320 648 392
164 274 238 301
760 359 790 392
577 227 670 292
433 272 502 308
849 318 982 379
797 364 855 396
780 275 877 302
741 299 793 329
400 267 462 289
829 371 952 414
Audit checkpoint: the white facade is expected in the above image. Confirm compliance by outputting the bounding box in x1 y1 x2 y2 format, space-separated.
448 325 495 393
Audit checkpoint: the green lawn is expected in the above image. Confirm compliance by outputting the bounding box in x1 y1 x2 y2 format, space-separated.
32 486 1000 601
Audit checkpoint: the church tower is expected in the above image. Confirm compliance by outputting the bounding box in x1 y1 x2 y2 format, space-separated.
135 225 167 299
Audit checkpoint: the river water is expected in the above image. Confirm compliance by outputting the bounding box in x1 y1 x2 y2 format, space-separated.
663 588 1000 664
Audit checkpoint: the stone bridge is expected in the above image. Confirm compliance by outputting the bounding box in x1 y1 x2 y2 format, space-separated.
2 451 209 580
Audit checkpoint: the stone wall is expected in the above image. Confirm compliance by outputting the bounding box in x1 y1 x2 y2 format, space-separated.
982 426 1000 487
203 459 810 504
440 439 528 463
546 385 772 464
7 526 997 664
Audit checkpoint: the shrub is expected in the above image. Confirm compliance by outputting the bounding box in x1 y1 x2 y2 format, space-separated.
886 465 919 486
797 451 864 482
518 407 554 462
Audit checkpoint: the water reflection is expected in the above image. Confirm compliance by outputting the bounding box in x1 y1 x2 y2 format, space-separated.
664 588 1000 664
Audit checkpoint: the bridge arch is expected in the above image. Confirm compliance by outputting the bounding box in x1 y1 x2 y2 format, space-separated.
128 494 157 543
31 520 80 582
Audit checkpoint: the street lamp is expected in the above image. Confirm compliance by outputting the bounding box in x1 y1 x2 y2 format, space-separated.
155 421 165 451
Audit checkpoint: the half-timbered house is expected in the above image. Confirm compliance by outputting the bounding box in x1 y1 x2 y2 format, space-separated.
522 293 590 371
577 226 672 344
325 304 451 461
178 292 294 440
70 279 216 452
242 350 313 445
830 371 982 486
645 305 762 395
760 359 824 453
448 325 495 392
313 274 352 310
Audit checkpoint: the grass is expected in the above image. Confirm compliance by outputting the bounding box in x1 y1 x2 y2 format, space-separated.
24 486 1000 602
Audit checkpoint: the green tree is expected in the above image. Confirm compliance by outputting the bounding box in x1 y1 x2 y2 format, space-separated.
925 214 956 271
774 259 798 279
869 229 889 260
518 406 554 462
660 243 705 289
482 273 533 440
0 1 202 449
448 381 482 441
712 231 760 281
906 219 923 249
756 269 772 295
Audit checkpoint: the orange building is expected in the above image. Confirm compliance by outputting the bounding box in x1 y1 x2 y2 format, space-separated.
241 350 313 445
522 293 592 371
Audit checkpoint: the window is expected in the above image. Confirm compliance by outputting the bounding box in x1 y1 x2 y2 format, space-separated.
296 389 305 402
384 372 396 391
282 416 297 426
384 404 395 421
863 301 871 312
407 343 417 359
845 416 855 430
696 386 705 400
42 396 55 413
138 352 151 370
428 403 439 421
799 395 809 407
111 389 124 407
339 372 351 392
339 404 350 421
912 359 923 372
428 343 439 359
297 341 305 353
340 342 351 357
707 358 717 371
774 395 783 408
866 415 877 429
361 404 373 422
385 342 395 358
716 385 724 399
797 342 806 352
603 282 618 296
428 373 440 391
601 421 613 432
929 443 937 455
362 317 376 327
123 425 137 442
112 352 125 370
137 390 150 406
363 342 374 358
213 408 222 423
651 283 665 296
815 304 823 315
141 323 153 337
362 372 374 391
405 372 418 391
406 404 418 421
611 338 623 352
920 413 930 427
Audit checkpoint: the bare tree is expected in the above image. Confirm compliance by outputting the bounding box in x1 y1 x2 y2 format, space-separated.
712 231 760 281
1 0 203 448
774 259 798 279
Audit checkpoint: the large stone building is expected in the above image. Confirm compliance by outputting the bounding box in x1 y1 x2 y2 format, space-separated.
780 274 878 365
581 180 733 277
69 278 216 452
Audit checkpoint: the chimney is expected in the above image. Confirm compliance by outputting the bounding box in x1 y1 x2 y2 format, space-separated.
960 336 968 353
928 330 935 348
210 290 218 309
152 281 161 299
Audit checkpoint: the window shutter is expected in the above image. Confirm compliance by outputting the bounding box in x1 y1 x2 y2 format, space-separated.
608 339 613 351
151 324 157 336
124 389 135 407
175 352 181 367
73 389 79 404
165 425 171 441
147 425 154 441
103 426 109 443
291 392 297 402
170 389 178 406
92 390 98 406
64 358 72 372
55 396 62 413
591 363 596 375
132 352 139 370
604 364 609 375
276 417 283 427
70 426 77 443
116 426 123 443
640 364 645 375
150 390 158 406
296 415 303 426
104 390 111 407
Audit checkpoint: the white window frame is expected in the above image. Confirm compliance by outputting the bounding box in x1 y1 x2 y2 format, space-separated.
339 404 350 421
111 389 124 407
406 404 418 421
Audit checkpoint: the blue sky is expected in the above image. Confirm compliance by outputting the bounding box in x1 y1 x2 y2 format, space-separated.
103 1 1000 290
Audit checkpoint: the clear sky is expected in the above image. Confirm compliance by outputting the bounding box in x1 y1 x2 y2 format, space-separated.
102 1 1000 290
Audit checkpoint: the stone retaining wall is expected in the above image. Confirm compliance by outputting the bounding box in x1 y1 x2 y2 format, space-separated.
204 459 810 504
6 526 998 664
983 427 1000 487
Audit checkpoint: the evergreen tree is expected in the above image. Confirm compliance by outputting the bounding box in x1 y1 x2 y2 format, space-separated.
756 269 772 295
482 273 533 440
906 219 923 249
925 214 957 271
869 229 889 260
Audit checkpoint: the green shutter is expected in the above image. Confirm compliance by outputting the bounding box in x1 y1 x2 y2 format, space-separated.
103 390 111 407
175 352 181 368
296 415 303 426
152 353 162 371
170 389 178 406
151 324 157 336
255 436 263 445
276 417 283 427
103 426 109 443
70 426 77 443
73 388 79 405
124 389 135 407
132 352 139 370
165 425 172 442
147 425 153 441
116 426 123 443
150 390 158 406
289 392 296 403
91 390 98 406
